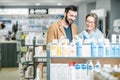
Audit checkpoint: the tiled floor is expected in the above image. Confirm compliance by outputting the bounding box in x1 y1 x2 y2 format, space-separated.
0 67 20 80
0 67 33 80
0 67 47 80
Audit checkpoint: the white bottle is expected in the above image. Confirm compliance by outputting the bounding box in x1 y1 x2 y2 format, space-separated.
95 60 101 73
35 67 41 80
69 62 75 80
104 39 111 57
74 64 81 80
25 52 29 61
50 39 58 56
81 64 87 80
87 60 94 80
98 39 105 57
69 42 76 57
25 35 30 45
91 39 98 57
29 52 33 61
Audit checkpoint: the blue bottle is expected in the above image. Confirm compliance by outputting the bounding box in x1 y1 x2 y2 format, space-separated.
114 45 119 57
111 45 115 57
119 43 120 57
104 39 111 57
91 42 98 57
76 42 82 57
83 31 89 40
106 45 111 57
98 42 104 57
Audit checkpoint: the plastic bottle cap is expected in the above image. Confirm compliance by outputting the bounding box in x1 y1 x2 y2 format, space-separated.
69 62 76 66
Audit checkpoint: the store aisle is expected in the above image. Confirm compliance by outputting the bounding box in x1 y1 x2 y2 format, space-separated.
0 68 20 80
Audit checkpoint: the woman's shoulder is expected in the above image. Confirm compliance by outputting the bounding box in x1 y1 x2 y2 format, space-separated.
78 30 87 37
95 28 103 33
95 28 104 37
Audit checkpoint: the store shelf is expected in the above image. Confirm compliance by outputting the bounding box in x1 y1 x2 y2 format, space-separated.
46 43 120 80
34 56 47 63
34 56 47 58
50 56 120 58
25 77 34 79
22 61 34 65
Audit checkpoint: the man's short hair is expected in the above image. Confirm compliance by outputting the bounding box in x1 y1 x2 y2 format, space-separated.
65 5 77 13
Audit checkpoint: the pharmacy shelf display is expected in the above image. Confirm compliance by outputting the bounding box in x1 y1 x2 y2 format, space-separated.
46 42 120 80
33 38 47 80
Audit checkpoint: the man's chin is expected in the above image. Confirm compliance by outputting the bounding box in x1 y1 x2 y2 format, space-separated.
69 22 73 25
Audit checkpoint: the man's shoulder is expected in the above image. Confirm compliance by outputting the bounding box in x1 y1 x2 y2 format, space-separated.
72 23 77 27
71 23 78 30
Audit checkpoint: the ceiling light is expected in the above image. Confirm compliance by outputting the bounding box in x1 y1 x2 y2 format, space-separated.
57 3 62 6
36 3 40 6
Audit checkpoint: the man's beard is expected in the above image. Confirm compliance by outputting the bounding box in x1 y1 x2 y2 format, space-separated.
65 15 73 26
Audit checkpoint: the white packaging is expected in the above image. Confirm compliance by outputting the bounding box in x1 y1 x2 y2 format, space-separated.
69 42 76 57
56 43 62 57
51 64 69 80
35 46 43 57
119 35 120 43
62 44 69 57
111 34 117 44
81 64 87 80
35 68 41 80
98 41 105 57
25 52 29 61
56 64 63 80
50 40 58 57
50 64 57 80
105 44 111 57
74 64 81 80
35 47 39 57
87 60 94 80
82 44 91 57
62 64 69 80
25 35 30 45
69 64 75 80
95 60 101 72
112 65 118 71
29 52 33 61
25 66 33 78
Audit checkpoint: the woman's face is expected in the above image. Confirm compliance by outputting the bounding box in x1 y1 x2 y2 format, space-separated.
86 16 96 32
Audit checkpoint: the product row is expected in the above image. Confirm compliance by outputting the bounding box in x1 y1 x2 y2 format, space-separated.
49 38 120 57
50 60 120 80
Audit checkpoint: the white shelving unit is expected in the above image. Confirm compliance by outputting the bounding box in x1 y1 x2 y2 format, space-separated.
46 44 120 80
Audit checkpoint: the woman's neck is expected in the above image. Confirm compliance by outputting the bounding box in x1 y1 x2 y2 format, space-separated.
87 29 95 34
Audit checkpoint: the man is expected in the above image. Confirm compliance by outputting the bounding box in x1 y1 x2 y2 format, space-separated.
0 21 6 29
46 5 79 44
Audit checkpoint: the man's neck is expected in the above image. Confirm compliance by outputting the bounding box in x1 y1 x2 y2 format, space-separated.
62 19 69 28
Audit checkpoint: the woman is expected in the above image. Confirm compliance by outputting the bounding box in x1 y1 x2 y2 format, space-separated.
78 13 104 42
